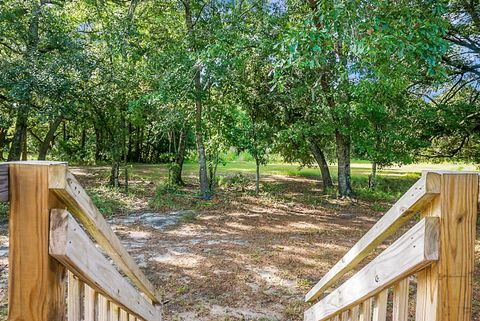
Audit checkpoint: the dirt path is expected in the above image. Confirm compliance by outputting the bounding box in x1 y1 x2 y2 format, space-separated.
0 171 479 321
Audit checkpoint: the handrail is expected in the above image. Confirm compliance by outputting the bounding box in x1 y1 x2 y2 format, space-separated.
304 217 439 321
304 171 479 321
49 209 160 320
305 171 441 303
6 161 163 320
48 163 162 304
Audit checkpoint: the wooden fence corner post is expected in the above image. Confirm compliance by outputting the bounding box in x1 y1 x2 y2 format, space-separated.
416 172 479 321
8 162 68 321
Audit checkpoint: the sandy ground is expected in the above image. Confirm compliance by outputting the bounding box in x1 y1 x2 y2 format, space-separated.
0 170 479 321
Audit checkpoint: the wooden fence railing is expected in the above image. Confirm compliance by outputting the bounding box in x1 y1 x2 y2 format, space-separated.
304 171 479 321
1 162 162 321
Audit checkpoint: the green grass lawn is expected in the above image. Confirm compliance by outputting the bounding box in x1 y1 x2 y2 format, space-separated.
71 160 478 216
123 160 478 181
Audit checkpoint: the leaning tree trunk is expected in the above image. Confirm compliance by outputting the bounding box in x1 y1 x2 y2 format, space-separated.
309 140 333 190
38 116 63 160
335 130 352 198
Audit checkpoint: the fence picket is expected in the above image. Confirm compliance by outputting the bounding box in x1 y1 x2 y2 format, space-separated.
372 289 388 321
392 279 409 321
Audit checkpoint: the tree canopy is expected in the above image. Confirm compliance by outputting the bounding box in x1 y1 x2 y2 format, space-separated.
0 0 478 197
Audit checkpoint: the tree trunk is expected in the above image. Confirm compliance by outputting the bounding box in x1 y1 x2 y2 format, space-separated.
183 0 210 198
21 131 28 161
171 126 188 185
369 161 377 189
94 125 102 162
309 140 333 190
0 129 6 161
196 96 211 198
38 116 63 160
127 122 133 161
9 1 41 161
8 105 29 161
255 156 260 194
110 160 120 188
335 130 352 198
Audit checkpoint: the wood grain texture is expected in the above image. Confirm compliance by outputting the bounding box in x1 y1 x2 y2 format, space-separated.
120 310 129 321
0 163 8 202
49 209 160 321
306 172 440 302
49 166 161 304
8 164 67 321
99 294 109 321
416 172 478 321
372 290 388 321
85 284 96 321
359 299 372 321
110 302 120 321
68 271 83 321
392 278 409 321
304 217 439 321
349 306 359 321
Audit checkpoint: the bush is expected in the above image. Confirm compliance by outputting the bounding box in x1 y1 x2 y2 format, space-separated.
217 173 250 191
0 202 8 223
150 181 191 210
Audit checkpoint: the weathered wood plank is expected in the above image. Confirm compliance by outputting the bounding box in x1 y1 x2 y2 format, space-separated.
372 289 388 321
392 278 409 321
359 299 372 321
416 172 478 321
349 306 359 321
49 209 160 321
68 271 83 321
85 284 96 321
49 165 161 304
110 302 120 321
8 163 67 321
120 310 129 321
305 173 441 302
0 163 8 202
99 294 109 321
304 217 439 321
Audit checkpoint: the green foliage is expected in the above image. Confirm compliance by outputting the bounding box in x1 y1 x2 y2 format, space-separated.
0 0 477 199
0 203 9 223
217 173 250 191
149 181 191 210
86 187 125 217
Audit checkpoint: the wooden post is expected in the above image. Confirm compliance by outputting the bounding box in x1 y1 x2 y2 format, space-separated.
416 172 479 321
8 162 67 320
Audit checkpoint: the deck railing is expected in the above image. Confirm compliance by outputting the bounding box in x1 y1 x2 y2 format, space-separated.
1 162 162 321
304 171 479 321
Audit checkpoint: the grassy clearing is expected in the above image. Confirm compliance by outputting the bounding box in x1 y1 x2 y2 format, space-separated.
72 161 478 216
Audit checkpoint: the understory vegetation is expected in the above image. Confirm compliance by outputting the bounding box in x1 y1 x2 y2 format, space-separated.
0 0 479 200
